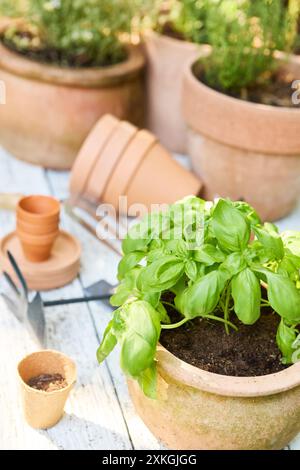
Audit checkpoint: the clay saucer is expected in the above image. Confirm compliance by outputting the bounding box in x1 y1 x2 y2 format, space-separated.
69 114 119 197
85 120 138 203
102 129 157 210
0 230 81 290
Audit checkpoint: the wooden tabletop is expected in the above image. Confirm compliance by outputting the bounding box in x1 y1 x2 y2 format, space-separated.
0 147 299 450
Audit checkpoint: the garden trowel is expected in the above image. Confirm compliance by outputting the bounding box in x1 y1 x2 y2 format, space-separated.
1 251 115 346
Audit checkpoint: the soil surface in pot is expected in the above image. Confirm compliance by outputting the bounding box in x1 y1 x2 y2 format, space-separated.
193 62 300 108
1 35 127 68
27 373 67 392
160 302 288 377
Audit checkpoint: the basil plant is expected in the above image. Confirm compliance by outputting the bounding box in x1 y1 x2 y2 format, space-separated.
97 197 300 398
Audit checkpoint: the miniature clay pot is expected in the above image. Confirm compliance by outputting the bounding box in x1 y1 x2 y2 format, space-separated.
18 350 77 429
125 142 203 211
128 345 300 450
143 31 210 153
182 57 300 221
17 229 59 262
0 42 145 169
16 195 60 262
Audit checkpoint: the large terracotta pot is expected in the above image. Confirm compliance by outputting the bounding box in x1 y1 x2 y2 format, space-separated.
143 31 210 154
182 57 300 221
128 345 300 450
0 42 145 169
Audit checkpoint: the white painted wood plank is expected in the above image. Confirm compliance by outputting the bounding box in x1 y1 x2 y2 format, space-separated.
47 170 164 449
0 152 132 450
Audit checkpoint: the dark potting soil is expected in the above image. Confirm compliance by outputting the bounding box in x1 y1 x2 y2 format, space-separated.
193 61 300 108
1 35 127 68
27 373 67 392
160 302 288 377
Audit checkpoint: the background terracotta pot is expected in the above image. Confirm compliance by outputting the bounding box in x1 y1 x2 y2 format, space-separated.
143 31 210 154
128 346 300 450
182 57 300 221
0 42 145 169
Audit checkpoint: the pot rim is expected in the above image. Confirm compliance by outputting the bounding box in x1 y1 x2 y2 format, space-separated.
156 344 300 397
0 42 145 88
17 349 77 396
17 195 60 220
184 55 300 116
143 29 210 54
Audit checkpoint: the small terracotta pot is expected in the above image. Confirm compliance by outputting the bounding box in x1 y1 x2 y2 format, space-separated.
17 219 58 236
125 142 203 211
85 120 138 203
70 115 203 214
128 345 300 450
16 195 60 262
69 114 119 197
0 42 145 169
18 350 76 429
182 57 300 221
143 31 210 153
102 129 157 208
17 229 59 262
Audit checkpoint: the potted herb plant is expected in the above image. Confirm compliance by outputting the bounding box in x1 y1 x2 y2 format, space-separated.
182 0 300 222
0 0 145 169
142 0 210 153
97 195 300 450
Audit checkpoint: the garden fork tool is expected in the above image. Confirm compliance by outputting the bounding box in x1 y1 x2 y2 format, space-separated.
1 251 115 346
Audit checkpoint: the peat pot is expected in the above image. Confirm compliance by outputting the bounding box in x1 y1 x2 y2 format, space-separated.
0 42 145 169
182 57 300 221
128 346 300 450
143 31 210 154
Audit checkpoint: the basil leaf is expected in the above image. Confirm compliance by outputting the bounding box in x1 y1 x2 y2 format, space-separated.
137 364 157 400
233 201 261 226
276 319 297 364
120 301 160 377
138 256 185 292
266 272 300 323
232 268 261 325
110 267 141 306
184 270 227 319
253 225 284 260
220 252 247 277
193 244 225 265
185 260 198 282
117 251 145 281
281 231 300 257
96 320 117 363
211 199 250 252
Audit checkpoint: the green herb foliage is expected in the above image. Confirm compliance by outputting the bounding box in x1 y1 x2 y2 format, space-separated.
97 197 300 398
0 0 136 67
200 0 297 93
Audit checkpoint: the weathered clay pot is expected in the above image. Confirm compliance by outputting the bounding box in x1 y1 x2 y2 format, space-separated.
143 31 210 153
0 42 145 169
182 57 300 221
16 195 60 262
125 142 202 212
69 115 203 214
128 345 300 450
18 350 77 429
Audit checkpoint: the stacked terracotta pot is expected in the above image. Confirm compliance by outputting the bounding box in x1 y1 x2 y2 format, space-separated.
70 114 203 214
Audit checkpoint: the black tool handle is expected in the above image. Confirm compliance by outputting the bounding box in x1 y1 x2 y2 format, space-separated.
43 294 111 307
